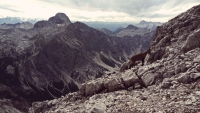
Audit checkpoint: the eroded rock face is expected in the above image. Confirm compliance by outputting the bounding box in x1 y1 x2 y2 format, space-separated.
79 69 145 96
150 5 200 62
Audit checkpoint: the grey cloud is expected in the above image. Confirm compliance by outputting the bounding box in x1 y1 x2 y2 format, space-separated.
37 0 200 21
0 5 21 12
149 13 177 18
71 15 91 20
39 0 199 13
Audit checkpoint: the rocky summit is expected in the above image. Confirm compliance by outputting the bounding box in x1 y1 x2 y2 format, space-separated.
29 4 200 113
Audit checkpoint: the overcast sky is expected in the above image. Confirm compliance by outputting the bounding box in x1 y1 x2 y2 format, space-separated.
0 0 199 23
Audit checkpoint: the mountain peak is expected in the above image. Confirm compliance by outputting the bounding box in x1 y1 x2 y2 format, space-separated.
126 24 138 29
55 13 67 18
48 12 71 25
139 20 147 24
137 20 162 31
34 13 71 28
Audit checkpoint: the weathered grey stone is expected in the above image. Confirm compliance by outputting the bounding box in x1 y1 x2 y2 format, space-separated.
85 82 96 96
190 73 200 81
138 66 149 75
177 73 191 83
121 71 139 87
95 81 105 93
194 55 200 63
180 63 188 72
141 72 161 86
175 67 181 74
79 83 86 95
163 70 175 78
120 61 132 72
160 81 172 89
196 65 200 72
181 29 200 53
89 103 106 113
177 72 200 84
134 82 142 89
104 78 123 92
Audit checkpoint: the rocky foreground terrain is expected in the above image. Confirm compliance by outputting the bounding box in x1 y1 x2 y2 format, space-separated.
29 4 200 113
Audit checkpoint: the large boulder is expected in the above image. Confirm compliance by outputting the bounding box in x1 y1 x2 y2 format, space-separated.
181 29 200 53
85 82 96 96
79 79 105 96
104 78 124 92
121 70 139 87
120 61 131 72
141 72 161 86
177 72 200 83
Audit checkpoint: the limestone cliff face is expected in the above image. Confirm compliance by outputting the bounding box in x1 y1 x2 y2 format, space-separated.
149 4 200 62
29 4 200 113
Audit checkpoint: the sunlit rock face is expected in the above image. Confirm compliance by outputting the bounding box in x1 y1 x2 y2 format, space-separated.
29 4 200 113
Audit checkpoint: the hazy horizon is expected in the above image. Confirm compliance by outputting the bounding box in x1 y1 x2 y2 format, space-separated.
0 0 199 23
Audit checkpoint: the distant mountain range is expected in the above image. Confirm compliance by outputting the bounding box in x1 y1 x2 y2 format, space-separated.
136 20 162 31
81 21 132 31
82 20 162 31
0 17 162 32
0 17 38 24
0 22 33 30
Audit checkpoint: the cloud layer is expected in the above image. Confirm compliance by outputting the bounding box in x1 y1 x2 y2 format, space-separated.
0 0 199 23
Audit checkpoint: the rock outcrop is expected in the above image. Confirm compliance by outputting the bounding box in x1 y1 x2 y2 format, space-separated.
29 4 200 113
48 13 71 25
79 70 145 96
